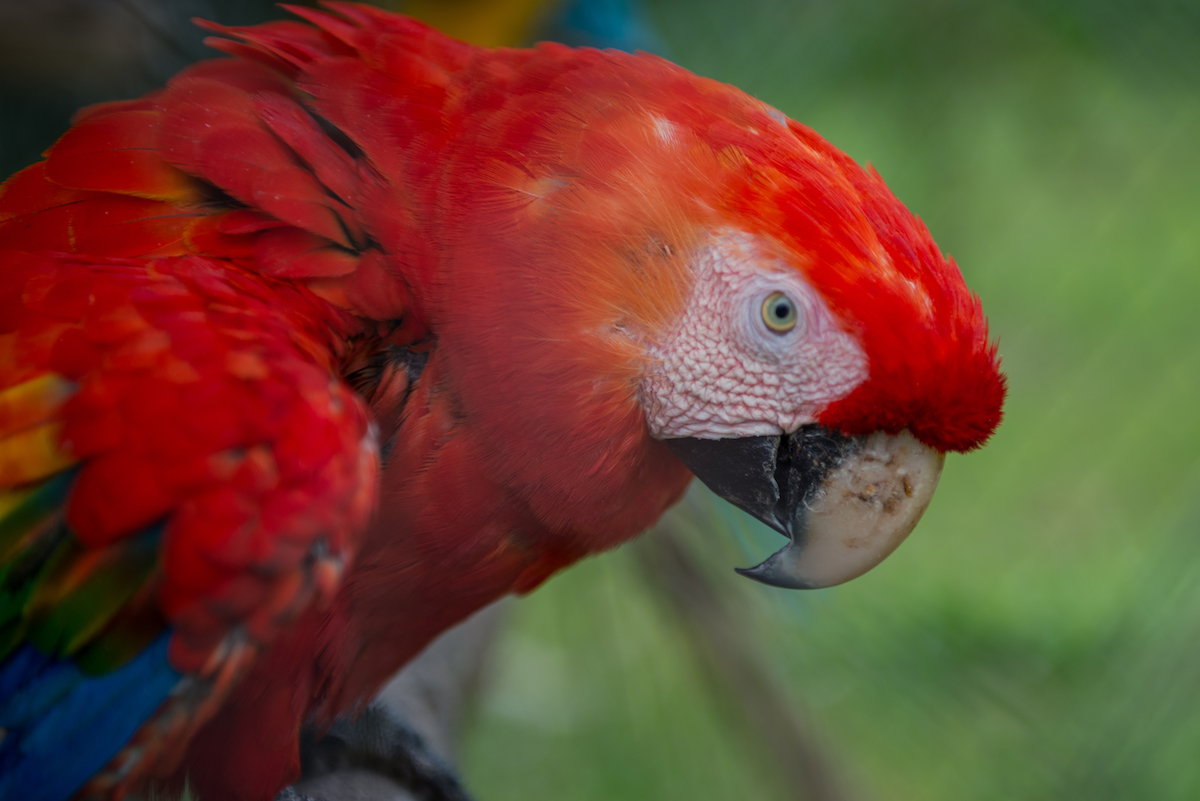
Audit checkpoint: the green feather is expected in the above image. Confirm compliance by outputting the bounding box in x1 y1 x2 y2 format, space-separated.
0 472 74 661
73 586 169 675
0 470 165 669
25 527 161 658
0 470 73 563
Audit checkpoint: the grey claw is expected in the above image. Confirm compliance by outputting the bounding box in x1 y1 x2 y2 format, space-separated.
297 705 475 801
275 789 324 801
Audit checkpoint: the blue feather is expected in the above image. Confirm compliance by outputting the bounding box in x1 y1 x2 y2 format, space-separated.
0 658 81 731
0 632 179 801
0 646 52 707
547 0 669 55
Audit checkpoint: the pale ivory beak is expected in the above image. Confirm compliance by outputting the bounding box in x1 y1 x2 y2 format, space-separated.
665 428 944 589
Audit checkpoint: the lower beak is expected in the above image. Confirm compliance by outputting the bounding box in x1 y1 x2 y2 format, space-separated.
664 427 944 589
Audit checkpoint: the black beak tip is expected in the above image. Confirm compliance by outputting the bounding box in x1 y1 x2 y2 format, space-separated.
733 560 820 590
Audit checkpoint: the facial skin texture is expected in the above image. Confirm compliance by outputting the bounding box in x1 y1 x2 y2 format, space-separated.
641 230 868 439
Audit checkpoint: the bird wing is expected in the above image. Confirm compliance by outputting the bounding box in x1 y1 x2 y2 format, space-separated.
0 248 376 801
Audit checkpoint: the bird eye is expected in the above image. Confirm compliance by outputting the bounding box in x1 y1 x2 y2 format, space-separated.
761 292 798 333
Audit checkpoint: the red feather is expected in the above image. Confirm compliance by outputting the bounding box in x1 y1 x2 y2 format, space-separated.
44 110 195 201
0 5 1005 799
253 92 360 209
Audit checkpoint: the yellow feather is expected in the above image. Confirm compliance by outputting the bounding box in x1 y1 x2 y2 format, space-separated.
400 0 554 47
0 485 34 522
0 373 76 439
0 422 78 489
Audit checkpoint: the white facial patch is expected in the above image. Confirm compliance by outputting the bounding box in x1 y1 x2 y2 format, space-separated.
640 231 868 439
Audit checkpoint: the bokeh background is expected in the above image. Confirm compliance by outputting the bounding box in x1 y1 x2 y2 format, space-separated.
3 1 1200 799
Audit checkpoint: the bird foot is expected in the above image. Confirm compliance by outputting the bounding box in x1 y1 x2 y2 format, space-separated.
287 704 475 801
274 789 321 801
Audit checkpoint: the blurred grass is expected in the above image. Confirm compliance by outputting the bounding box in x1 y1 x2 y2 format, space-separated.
461 1 1200 799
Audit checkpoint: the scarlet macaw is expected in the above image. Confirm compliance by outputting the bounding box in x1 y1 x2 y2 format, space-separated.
0 4 1004 799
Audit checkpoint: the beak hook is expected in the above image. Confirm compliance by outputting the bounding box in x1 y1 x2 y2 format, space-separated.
666 428 943 590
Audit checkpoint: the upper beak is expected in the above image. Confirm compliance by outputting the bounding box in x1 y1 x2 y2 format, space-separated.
665 427 944 589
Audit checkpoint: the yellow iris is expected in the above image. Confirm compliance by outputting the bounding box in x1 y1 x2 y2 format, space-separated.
761 292 798 333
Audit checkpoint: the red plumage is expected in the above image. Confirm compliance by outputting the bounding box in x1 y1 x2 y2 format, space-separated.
0 4 1003 799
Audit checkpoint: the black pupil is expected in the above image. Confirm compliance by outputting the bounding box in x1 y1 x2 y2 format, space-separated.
772 299 791 320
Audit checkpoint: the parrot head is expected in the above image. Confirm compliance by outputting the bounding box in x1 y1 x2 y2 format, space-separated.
629 100 1003 589
641 216 987 590
434 47 1005 590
